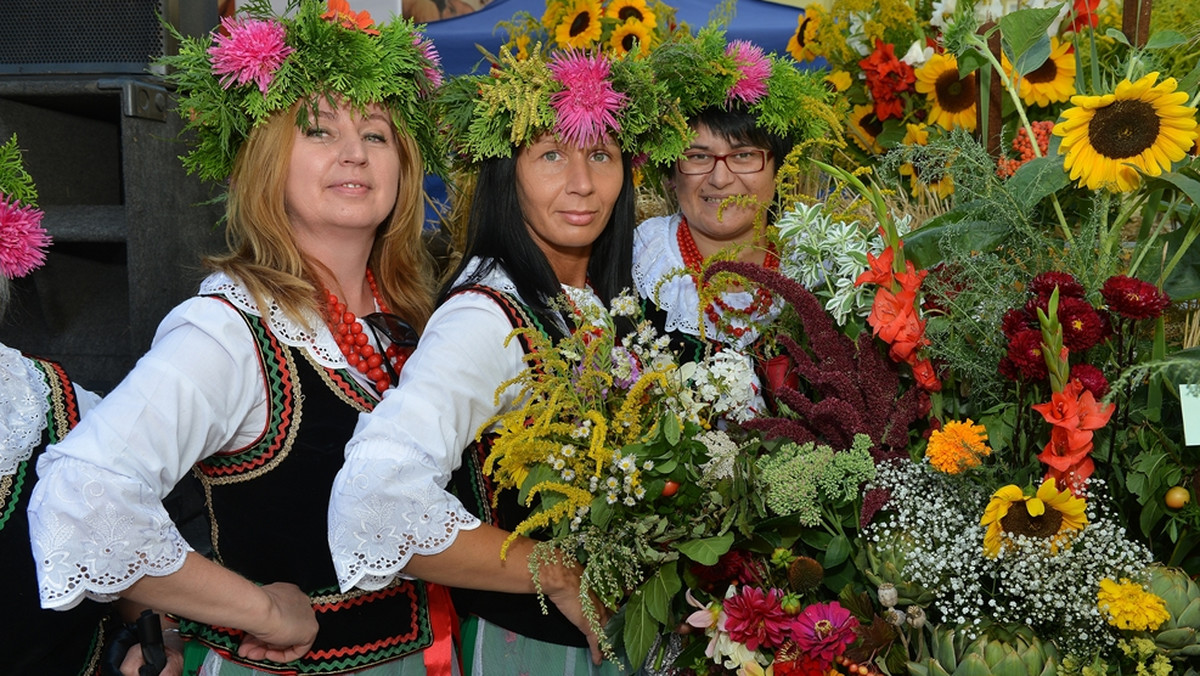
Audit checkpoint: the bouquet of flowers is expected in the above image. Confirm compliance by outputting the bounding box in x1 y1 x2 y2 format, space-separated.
482 290 764 667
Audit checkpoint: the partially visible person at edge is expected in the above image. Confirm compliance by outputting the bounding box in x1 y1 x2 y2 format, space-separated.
635 28 836 365
28 3 463 674
0 134 179 676
327 44 691 675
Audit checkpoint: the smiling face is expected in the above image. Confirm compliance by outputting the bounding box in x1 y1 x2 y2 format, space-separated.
516 133 624 284
673 122 777 258
284 100 401 243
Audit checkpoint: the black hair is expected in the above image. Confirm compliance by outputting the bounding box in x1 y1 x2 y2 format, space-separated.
439 150 637 340
686 105 795 169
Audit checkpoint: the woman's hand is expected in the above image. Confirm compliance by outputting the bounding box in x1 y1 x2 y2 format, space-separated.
537 553 610 665
236 582 319 663
118 631 185 676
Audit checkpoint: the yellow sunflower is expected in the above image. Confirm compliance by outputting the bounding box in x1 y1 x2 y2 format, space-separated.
787 8 821 62
898 123 954 199
915 52 977 132
1054 71 1199 193
850 104 885 154
1002 36 1076 108
542 1 566 30
605 0 657 30
825 70 852 93
555 0 603 50
980 477 1087 558
609 20 652 58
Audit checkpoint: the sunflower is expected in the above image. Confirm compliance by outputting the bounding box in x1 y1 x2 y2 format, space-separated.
898 123 954 199
850 104 885 154
787 8 821 62
914 52 977 132
1054 71 1199 193
610 20 652 58
981 478 1087 558
554 0 603 50
1002 36 1075 108
825 70 852 93
605 0 656 29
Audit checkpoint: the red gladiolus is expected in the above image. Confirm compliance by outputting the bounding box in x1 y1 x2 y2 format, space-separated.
912 358 941 391
1032 379 1114 490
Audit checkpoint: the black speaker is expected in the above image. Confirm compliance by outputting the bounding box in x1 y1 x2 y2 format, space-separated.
0 0 216 75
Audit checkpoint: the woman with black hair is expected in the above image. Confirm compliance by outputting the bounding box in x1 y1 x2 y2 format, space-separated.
328 48 690 675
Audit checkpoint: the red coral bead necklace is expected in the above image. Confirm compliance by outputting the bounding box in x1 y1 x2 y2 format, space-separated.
676 218 778 338
325 269 408 394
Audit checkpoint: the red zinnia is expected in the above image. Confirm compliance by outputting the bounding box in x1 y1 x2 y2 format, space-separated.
1029 271 1085 299
1101 275 1170 320
1007 328 1048 381
1057 297 1105 351
1070 363 1110 398
791 601 858 666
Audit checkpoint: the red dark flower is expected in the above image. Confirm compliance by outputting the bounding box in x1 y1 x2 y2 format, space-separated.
859 486 891 527
691 550 764 591
723 586 792 651
1029 271 1085 299
791 601 859 666
998 355 1020 381
1070 363 1110 398
1001 307 1034 338
1007 329 1048 381
1057 297 1105 351
1101 275 1170 320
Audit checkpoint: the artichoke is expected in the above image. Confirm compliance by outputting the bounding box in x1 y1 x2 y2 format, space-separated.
908 624 1059 676
1146 565 1200 663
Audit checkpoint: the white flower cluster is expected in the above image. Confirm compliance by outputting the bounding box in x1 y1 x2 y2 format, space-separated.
697 429 741 485
775 202 913 326
671 350 758 424
865 461 1153 653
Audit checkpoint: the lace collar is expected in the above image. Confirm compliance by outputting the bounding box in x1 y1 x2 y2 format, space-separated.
454 258 600 335
632 214 777 349
200 271 352 370
0 343 51 476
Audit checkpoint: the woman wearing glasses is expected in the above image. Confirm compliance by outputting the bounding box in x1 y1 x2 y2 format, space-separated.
636 30 835 351
28 5 461 673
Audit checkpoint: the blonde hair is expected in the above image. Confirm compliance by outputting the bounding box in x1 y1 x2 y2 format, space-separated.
207 101 435 331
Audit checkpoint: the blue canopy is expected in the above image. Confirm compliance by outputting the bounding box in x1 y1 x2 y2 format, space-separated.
422 0 806 75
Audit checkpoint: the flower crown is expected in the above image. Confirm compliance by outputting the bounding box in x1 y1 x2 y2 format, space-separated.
648 25 839 150
497 0 681 60
436 45 691 166
158 0 447 183
0 135 51 280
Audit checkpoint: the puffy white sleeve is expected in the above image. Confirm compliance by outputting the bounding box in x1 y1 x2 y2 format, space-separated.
329 291 527 592
28 297 270 610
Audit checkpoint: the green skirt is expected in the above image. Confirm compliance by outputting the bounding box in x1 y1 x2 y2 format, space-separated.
459 615 627 676
183 643 441 675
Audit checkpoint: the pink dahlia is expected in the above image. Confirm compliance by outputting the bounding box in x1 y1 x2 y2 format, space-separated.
1101 275 1171 320
0 195 51 279
722 586 791 651
414 34 444 92
208 17 293 96
548 51 627 149
790 601 858 665
726 40 771 105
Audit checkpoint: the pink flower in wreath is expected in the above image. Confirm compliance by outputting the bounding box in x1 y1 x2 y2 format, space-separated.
722 586 791 651
208 16 293 95
0 195 50 279
726 40 771 105
548 51 627 149
413 34 444 92
790 601 858 666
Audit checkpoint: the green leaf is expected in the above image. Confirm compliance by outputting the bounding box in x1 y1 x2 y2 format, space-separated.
901 219 1013 269
1007 155 1070 211
676 532 735 565
590 495 614 529
641 565 682 626
1012 35 1051 80
1144 30 1188 50
1104 27 1131 46
1000 6 1068 64
663 413 682 446
622 590 657 670
823 534 852 568
518 464 560 505
958 47 990 77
